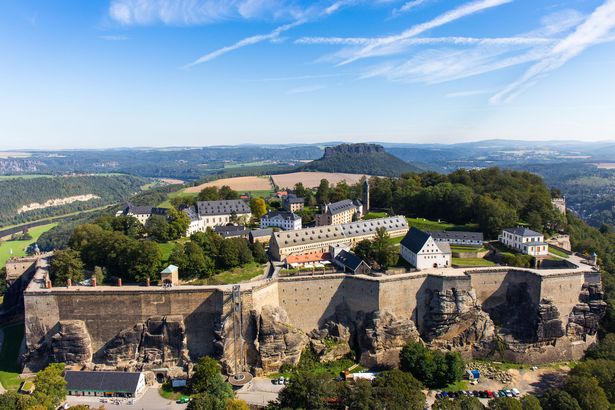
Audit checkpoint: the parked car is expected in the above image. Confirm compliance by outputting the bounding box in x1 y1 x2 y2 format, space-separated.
511 388 520 397
176 397 190 404
498 390 507 397
278 376 285 385
504 390 514 397
487 391 496 398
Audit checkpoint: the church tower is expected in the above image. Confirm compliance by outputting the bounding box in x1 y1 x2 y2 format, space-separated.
362 179 370 213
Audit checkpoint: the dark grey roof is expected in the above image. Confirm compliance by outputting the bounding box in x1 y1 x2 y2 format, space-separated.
197 200 251 216
262 211 301 221
65 371 142 393
183 206 199 221
334 250 368 272
250 228 273 238
400 227 431 254
125 203 153 215
503 227 542 237
214 225 249 237
325 199 357 215
151 207 169 216
428 230 484 242
284 194 305 204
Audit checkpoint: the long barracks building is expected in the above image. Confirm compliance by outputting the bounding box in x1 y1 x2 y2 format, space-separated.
269 216 408 260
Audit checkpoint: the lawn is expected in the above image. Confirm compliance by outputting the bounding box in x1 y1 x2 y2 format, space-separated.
452 258 496 267
549 247 570 258
406 217 479 233
450 245 486 253
0 223 58 268
445 380 469 391
158 241 178 263
0 324 25 391
158 381 186 400
189 262 265 285
364 212 388 220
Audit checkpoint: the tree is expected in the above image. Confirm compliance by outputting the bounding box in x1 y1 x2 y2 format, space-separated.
316 179 331 205
128 240 162 281
198 187 220 201
173 242 214 278
275 370 334 410
338 379 377 410
225 398 250 410
93 266 105 285
34 363 67 408
111 215 145 238
475 195 518 239
488 397 522 410
0 391 36 410
145 215 171 242
187 392 226 410
249 197 268 219
218 185 239 200
373 369 425 410
399 341 464 388
520 395 542 410
563 375 609 410
294 182 308 198
50 249 84 285
167 207 190 240
539 389 581 410
569 359 615 403
189 357 233 400
250 242 268 264
585 333 615 360
371 227 397 270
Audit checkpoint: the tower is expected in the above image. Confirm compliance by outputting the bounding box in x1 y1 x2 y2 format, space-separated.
362 179 370 213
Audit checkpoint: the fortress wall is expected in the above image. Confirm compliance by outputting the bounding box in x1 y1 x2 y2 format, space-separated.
377 274 428 325
539 272 588 321
277 275 379 332
466 269 542 311
27 288 223 359
250 281 280 314
24 292 61 351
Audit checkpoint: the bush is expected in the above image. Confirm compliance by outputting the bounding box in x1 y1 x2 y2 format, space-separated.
399 341 464 388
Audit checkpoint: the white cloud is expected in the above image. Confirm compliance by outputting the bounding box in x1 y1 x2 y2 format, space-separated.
297 35 554 46
286 84 326 94
99 34 129 41
185 20 304 67
109 0 306 25
336 0 513 65
393 0 426 16
490 0 615 104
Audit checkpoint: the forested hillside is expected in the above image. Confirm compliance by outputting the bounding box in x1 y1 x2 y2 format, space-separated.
0 174 148 227
301 143 422 176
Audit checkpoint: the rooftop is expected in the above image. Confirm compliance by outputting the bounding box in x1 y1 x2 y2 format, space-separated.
400 227 431 254
65 371 142 394
196 199 251 216
503 227 543 237
324 199 359 215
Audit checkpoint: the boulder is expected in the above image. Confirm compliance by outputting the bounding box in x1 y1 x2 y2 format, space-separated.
51 320 93 365
257 305 308 373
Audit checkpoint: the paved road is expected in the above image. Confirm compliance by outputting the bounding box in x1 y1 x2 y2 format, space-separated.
66 386 188 410
236 377 284 407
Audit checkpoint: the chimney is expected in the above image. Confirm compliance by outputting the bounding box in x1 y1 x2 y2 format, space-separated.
117 278 122 287
45 280 52 289
146 277 151 287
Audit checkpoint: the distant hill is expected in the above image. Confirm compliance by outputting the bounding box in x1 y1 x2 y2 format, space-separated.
300 143 422 177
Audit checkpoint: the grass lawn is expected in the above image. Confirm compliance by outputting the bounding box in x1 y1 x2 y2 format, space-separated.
445 380 469 391
549 247 570 258
450 245 486 253
0 324 25 391
0 174 52 180
189 262 265 285
158 241 178 263
158 381 187 400
0 223 58 268
406 217 479 233
452 258 496 267
365 212 388 220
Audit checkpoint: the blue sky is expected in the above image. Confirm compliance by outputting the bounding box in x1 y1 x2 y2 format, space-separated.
1 0 615 149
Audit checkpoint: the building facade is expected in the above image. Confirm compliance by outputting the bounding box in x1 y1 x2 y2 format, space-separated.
270 216 408 260
116 203 168 225
428 230 484 247
499 227 549 256
400 227 452 269
315 199 362 226
283 194 305 212
261 211 302 231
65 371 145 398
183 200 252 236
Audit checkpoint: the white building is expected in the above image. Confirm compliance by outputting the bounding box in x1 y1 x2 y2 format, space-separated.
65 371 146 398
400 227 451 269
499 227 549 256
261 211 302 231
428 230 484 247
182 200 252 236
116 203 168 225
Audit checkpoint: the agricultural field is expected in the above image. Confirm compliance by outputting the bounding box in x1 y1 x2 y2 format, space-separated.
0 223 57 268
272 171 369 189
184 176 273 193
594 162 615 169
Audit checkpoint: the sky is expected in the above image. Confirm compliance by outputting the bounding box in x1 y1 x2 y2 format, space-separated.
1 0 615 149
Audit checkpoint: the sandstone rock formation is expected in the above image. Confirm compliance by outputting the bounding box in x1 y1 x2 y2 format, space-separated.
422 288 495 351
535 299 564 342
51 320 93 365
257 305 308 373
567 283 607 339
357 310 420 368
309 320 352 363
102 315 189 370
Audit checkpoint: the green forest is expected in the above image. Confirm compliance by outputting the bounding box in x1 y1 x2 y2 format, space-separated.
0 174 149 227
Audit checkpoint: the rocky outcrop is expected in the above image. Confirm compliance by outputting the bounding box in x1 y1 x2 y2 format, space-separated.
357 310 420 368
422 288 495 351
567 283 607 339
257 305 308 373
102 316 189 370
51 320 93 365
309 321 352 363
535 299 564 342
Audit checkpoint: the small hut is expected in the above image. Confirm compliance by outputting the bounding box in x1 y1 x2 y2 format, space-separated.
161 265 179 287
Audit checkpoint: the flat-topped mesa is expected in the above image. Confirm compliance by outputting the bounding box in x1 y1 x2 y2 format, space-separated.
323 143 385 156
20 252 605 373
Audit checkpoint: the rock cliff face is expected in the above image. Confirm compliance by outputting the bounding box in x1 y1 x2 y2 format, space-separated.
535 299 564 342
102 315 189 370
567 283 607 339
51 320 93 365
422 289 495 351
256 305 309 373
